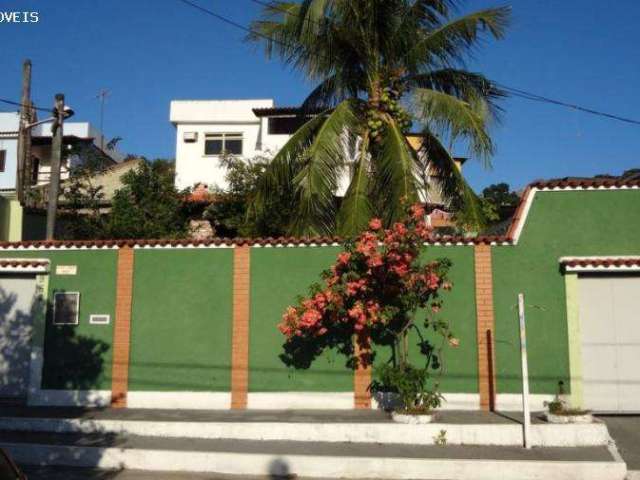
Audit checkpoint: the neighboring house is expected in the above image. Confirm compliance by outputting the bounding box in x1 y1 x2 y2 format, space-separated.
170 99 465 209
0 111 124 191
0 111 124 241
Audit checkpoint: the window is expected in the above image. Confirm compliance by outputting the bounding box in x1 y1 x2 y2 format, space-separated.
0 150 6 173
204 133 243 156
268 116 312 135
53 292 80 325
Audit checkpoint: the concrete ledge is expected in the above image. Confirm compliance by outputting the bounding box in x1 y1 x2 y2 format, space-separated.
2 442 626 480
247 392 353 410
0 416 612 447
126 392 231 410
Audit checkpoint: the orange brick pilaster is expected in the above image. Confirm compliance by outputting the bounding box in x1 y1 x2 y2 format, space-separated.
354 335 372 409
231 246 251 409
111 246 135 408
474 244 497 411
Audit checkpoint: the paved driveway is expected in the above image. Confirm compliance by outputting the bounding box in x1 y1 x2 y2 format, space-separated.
598 415 640 472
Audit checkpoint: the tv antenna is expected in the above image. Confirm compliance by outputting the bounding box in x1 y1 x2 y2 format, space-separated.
95 89 110 151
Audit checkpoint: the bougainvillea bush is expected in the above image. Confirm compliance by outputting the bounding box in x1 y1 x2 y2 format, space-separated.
278 204 457 409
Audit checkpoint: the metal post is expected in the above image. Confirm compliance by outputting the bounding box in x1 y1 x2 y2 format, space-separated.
518 293 531 449
16 59 32 203
46 94 65 240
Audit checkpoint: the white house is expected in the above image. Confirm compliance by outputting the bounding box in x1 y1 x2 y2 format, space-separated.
170 99 322 191
170 99 465 209
0 111 124 191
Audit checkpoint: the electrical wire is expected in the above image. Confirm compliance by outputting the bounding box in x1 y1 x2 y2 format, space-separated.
0 97 52 113
175 0 640 127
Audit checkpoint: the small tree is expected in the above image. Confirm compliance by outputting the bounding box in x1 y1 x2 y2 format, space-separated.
203 154 296 237
109 160 189 239
278 204 456 410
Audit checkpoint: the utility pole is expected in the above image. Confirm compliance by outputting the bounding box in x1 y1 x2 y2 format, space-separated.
46 94 65 240
16 59 32 204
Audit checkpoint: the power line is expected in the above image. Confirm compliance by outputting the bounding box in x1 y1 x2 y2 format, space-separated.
0 97 52 113
175 0 640 128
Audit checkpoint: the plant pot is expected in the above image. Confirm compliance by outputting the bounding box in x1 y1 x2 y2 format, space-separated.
544 412 594 424
391 411 435 424
373 391 404 411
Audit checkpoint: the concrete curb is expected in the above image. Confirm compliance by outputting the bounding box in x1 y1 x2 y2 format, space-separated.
1 442 628 480
0 416 612 447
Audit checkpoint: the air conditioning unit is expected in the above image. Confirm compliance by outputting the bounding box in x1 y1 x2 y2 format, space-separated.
183 131 198 143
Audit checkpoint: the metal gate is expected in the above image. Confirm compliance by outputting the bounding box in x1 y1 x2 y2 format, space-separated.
0 274 37 399
579 275 640 412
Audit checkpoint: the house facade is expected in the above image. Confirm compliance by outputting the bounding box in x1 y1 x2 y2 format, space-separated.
171 99 321 191
0 112 124 191
0 112 124 241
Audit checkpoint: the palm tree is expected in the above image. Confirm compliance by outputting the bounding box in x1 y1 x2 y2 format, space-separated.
249 0 510 236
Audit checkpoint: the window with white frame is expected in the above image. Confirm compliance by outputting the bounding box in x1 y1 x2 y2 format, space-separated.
204 133 243 156
53 292 80 325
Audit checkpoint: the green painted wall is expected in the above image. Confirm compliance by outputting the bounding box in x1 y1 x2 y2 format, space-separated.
250 246 479 393
128 249 233 392
492 190 640 394
249 247 354 392
0 249 118 390
370 246 478 393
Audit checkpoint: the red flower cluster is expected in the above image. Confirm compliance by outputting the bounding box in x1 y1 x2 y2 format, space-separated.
278 204 453 366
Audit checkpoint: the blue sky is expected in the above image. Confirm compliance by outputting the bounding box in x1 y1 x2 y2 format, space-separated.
1 0 638 191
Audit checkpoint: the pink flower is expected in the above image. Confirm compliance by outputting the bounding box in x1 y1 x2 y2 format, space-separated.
410 203 426 220
426 272 440 290
431 303 441 313
367 254 383 268
391 263 409 277
393 222 407 236
337 252 351 265
368 218 383 230
442 281 452 291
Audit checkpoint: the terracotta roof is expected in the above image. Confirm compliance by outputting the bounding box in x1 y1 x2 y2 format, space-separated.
0 260 49 268
529 177 640 189
560 257 640 269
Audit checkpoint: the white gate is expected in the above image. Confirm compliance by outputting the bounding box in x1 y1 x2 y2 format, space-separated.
579 275 640 412
0 275 37 399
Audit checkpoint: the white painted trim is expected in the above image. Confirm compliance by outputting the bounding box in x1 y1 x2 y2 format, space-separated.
0 416 611 447
27 389 112 407
248 392 353 410
510 188 537 245
127 391 231 410
2 443 626 479
134 244 235 249
495 393 555 411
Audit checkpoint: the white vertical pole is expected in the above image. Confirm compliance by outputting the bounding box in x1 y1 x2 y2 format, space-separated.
518 293 531 449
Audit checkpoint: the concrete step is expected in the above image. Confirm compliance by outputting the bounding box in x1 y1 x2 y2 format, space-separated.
0 408 613 447
0 430 627 480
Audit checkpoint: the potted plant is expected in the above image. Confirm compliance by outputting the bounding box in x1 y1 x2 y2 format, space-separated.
371 363 444 423
276 204 457 421
543 381 593 424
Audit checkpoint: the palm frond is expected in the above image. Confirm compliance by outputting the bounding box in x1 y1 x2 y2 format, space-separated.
290 99 363 235
419 129 486 229
374 117 421 225
413 87 494 161
407 7 510 66
336 135 373 236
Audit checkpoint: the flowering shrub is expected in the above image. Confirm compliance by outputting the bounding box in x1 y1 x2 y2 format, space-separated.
278 204 456 377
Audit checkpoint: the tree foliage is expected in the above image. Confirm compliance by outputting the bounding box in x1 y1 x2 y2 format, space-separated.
109 160 189 239
203 154 296 237
249 0 510 236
